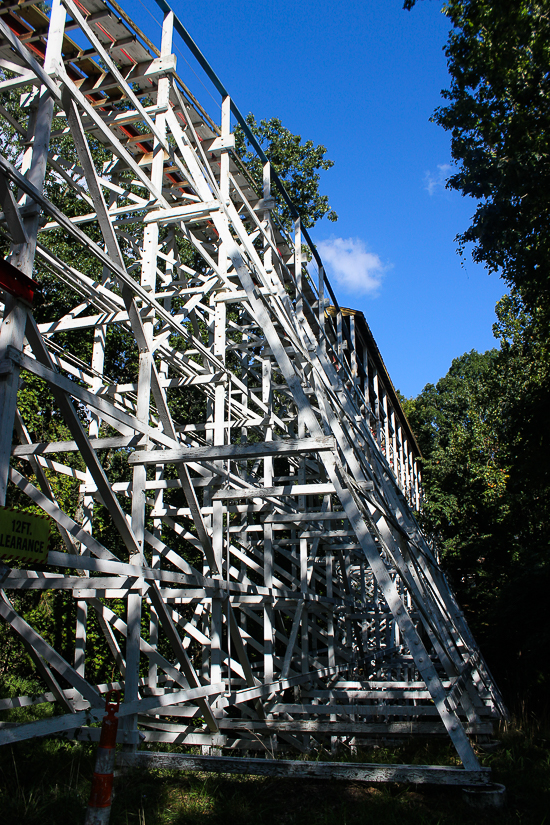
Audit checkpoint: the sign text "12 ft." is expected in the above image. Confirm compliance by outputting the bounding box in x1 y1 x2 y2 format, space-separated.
11 519 32 536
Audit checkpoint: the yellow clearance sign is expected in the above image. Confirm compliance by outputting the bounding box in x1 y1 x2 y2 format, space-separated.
0 507 51 565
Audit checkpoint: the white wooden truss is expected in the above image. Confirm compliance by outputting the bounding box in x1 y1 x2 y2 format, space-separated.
0 0 505 782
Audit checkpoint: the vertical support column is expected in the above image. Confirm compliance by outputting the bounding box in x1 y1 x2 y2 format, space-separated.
344 548 353 659
210 95 231 708
397 422 405 493
262 162 275 285
403 438 412 503
382 387 390 459
263 358 274 683
150 231 175 690
361 343 369 413
350 314 358 390
318 265 326 350
75 323 106 691
372 367 381 446
263 528 274 684
220 96 231 205
325 518 335 668
262 360 273 486
211 299 226 696
297 353 308 681
413 458 420 510
326 517 337 752
239 319 249 446
0 0 66 505
336 311 343 363
203 307 215 684
295 217 302 318
300 534 308 675
390 407 398 482
259 154 276 695
373 577 381 660
125 9 174 747
74 583 88 694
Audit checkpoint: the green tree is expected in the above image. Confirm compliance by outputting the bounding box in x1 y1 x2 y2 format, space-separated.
403 349 508 602
406 0 550 316
405 301 550 705
235 114 338 231
401 0 550 706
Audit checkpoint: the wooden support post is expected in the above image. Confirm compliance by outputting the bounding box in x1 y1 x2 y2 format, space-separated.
372 367 381 446
318 265 326 349
382 388 390 459
295 217 302 318
0 0 66 504
0 0 504 779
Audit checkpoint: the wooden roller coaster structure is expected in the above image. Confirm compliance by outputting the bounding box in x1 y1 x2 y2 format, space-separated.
0 0 505 785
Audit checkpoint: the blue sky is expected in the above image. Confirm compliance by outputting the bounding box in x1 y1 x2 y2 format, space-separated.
132 0 505 398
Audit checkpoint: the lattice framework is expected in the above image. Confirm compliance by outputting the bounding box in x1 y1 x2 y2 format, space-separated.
0 0 505 781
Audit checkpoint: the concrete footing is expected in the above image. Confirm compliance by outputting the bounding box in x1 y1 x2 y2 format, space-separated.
462 783 506 809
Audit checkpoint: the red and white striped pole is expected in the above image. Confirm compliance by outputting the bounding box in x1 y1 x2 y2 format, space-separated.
84 690 121 825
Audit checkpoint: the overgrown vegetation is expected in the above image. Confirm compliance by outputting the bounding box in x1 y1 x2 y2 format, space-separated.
403 292 550 708
0 714 549 824
401 0 550 715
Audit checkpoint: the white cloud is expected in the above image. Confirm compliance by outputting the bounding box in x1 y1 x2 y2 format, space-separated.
424 163 451 195
316 237 387 297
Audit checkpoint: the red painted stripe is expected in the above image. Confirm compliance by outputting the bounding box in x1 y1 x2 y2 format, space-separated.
88 772 113 808
95 22 115 44
72 0 91 17
119 48 136 65
0 259 38 304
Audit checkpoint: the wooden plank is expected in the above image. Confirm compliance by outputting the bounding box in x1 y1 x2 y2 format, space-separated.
0 682 223 746
215 719 493 735
128 436 335 465
212 483 336 500
212 716 493 737
117 752 491 786
0 706 105 746
268 703 444 716
265 511 348 523
12 435 141 457
143 199 220 224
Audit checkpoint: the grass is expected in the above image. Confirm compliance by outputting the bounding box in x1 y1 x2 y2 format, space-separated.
0 718 549 825
0 680 548 825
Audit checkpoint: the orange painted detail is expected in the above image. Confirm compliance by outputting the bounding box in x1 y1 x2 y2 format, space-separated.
73 0 91 16
86 691 121 812
98 690 120 748
88 773 113 809
0 259 38 305
119 48 136 64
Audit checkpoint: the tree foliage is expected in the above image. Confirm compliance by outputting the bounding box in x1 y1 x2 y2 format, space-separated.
400 0 550 706
404 294 550 704
407 0 550 315
235 114 338 231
